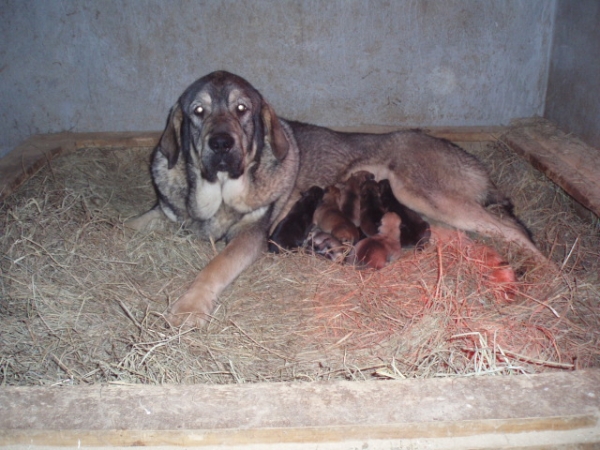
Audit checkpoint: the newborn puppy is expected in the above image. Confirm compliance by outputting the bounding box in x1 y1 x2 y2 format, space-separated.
350 239 387 270
338 171 374 226
378 179 431 250
306 229 347 263
351 212 403 269
359 178 385 237
313 185 360 244
269 186 324 253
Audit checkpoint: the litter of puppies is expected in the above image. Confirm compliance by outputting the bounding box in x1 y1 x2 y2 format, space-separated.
269 171 431 270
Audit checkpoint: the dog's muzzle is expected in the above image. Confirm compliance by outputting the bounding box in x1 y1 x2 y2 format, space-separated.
208 133 235 153
202 131 243 179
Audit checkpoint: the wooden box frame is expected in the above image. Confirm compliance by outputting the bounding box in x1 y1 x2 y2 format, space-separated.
1 120 599 448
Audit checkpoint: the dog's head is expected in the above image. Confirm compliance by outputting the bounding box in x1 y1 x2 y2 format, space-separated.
157 71 289 183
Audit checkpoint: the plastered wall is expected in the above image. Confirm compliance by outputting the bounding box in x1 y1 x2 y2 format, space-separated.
0 0 557 158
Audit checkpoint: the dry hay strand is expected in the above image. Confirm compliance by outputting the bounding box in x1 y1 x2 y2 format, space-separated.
1 140 599 386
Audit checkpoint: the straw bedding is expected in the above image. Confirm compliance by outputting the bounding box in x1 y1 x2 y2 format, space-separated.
1 138 598 386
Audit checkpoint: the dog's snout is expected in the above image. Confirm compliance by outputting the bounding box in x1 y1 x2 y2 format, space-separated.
208 133 235 153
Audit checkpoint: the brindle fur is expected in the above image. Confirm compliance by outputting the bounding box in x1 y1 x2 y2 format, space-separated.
127 71 543 327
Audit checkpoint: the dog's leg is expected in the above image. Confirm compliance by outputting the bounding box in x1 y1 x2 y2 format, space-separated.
165 225 267 327
388 178 545 261
124 205 167 231
390 177 548 263
427 198 545 260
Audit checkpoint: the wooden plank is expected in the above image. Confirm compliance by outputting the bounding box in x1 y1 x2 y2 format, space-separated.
0 131 160 203
502 117 600 218
1 417 597 448
72 130 162 149
0 133 76 201
0 370 598 448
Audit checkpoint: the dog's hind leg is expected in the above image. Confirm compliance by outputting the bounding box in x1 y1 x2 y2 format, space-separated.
425 198 545 261
385 174 545 260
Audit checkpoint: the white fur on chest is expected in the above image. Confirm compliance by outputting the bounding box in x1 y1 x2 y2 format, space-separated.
219 172 254 213
191 177 223 220
192 172 254 221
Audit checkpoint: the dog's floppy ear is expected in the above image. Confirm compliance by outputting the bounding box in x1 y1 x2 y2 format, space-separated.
261 102 289 161
157 103 183 169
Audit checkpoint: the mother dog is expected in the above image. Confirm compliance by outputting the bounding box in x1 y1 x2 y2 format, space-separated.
127 71 543 327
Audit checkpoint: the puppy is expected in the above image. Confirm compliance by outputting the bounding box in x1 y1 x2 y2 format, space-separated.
268 186 324 253
306 229 347 263
338 171 374 226
313 185 360 244
378 179 431 249
359 178 386 237
351 212 403 269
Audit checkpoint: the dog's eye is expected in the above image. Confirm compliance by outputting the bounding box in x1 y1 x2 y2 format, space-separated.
194 106 204 117
236 104 248 114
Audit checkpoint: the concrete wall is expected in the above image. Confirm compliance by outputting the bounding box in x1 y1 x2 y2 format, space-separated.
0 0 556 158
544 0 600 150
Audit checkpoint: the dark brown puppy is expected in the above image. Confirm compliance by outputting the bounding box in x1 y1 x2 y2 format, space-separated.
378 179 431 250
268 186 324 253
359 178 385 237
338 171 374 226
352 212 403 269
313 186 360 244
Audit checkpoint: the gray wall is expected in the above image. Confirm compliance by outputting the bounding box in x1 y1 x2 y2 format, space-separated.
544 0 600 150
1 0 556 158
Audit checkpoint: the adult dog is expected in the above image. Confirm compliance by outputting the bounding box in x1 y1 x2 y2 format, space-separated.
127 70 543 327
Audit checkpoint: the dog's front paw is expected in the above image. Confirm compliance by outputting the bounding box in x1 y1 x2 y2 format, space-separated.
165 287 215 328
124 207 166 232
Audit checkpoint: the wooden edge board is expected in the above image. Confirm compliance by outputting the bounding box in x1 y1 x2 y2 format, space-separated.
0 126 500 204
502 117 600 218
0 370 598 447
0 133 76 202
1 122 599 448
72 130 163 149
1 416 597 447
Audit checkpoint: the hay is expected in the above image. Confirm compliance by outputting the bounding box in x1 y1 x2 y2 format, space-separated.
1 140 599 386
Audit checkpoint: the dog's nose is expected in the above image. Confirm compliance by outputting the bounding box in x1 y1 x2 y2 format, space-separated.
208 133 235 153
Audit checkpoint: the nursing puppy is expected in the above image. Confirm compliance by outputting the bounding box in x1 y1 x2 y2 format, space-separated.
268 186 324 253
378 179 431 249
351 212 403 270
338 171 374 226
306 229 346 263
313 185 361 244
126 71 544 327
359 177 386 237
